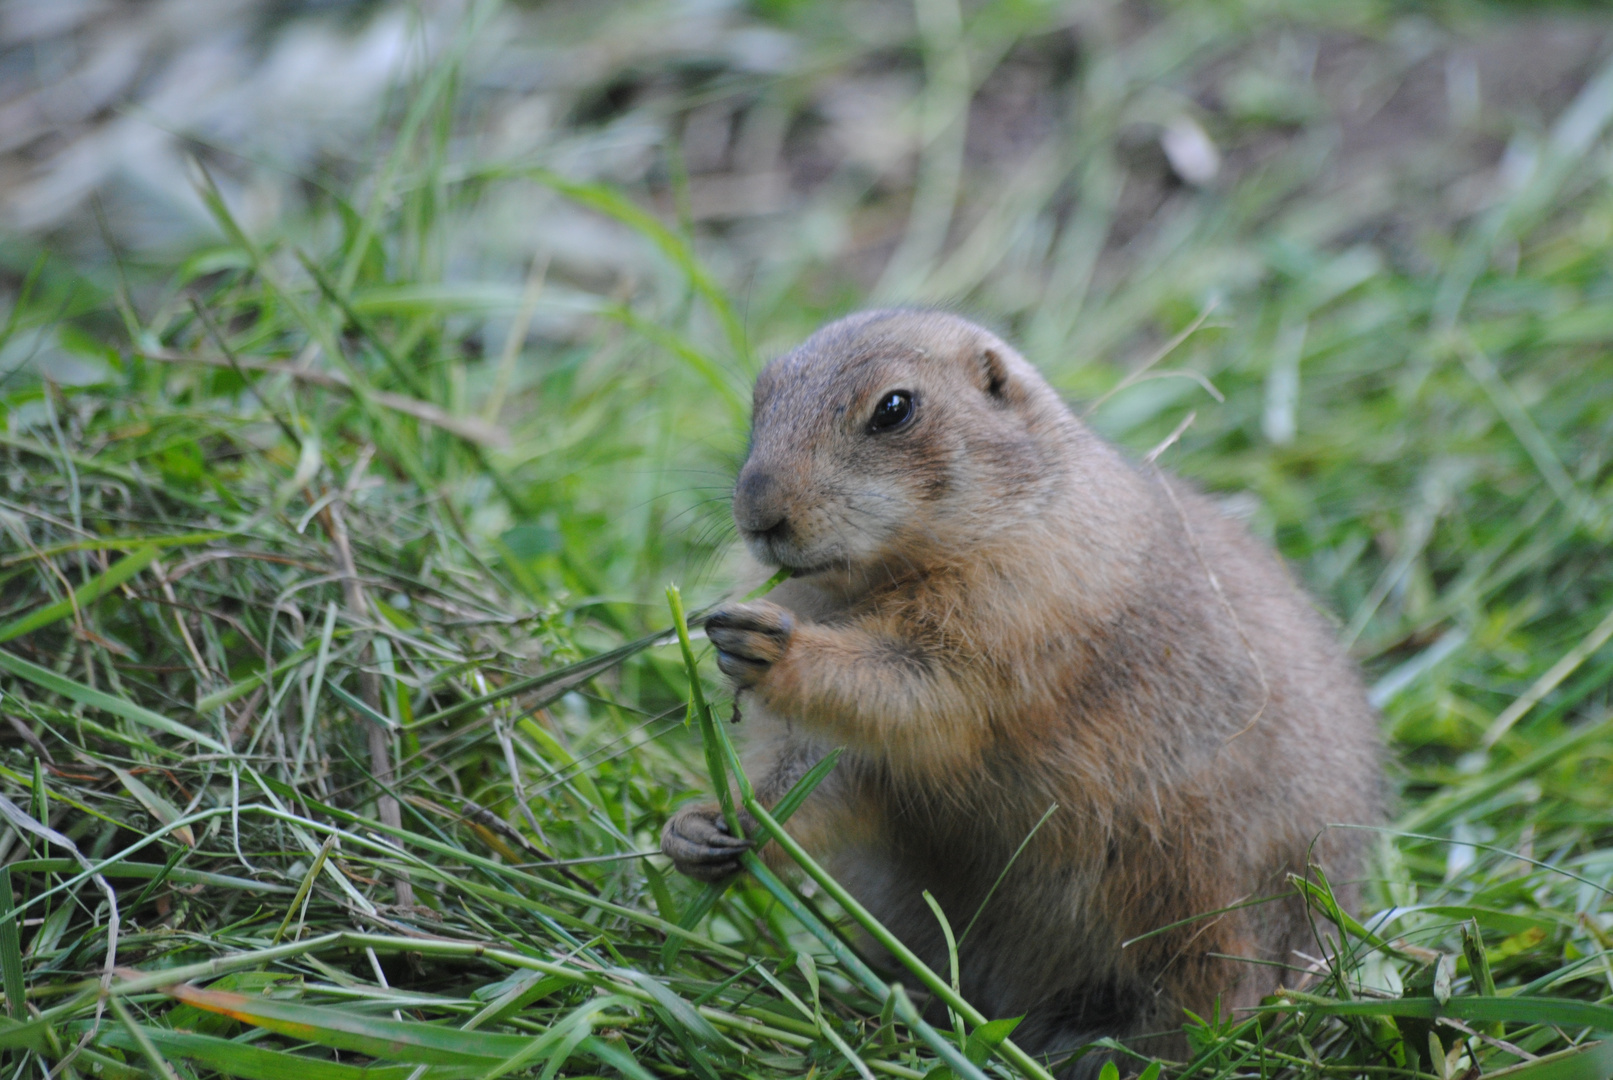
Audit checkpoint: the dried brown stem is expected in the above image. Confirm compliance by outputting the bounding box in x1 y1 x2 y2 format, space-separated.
425 793 597 895
319 496 414 909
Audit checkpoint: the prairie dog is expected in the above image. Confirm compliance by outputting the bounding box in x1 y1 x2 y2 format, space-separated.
662 310 1381 1063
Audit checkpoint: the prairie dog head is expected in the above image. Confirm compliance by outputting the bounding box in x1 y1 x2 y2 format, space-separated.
732 310 1073 582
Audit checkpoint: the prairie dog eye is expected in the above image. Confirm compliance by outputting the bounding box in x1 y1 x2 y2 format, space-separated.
868 390 915 433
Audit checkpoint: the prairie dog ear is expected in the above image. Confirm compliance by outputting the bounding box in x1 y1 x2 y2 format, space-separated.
980 347 1013 401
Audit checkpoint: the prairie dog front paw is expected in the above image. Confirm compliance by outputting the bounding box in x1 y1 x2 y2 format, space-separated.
661 803 753 881
705 601 793 688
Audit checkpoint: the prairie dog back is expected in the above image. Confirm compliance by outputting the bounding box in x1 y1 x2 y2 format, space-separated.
662 309 1382 1065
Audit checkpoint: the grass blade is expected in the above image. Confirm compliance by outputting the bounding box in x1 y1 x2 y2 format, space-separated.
110 996 184 1080
1480 1043 1613 1080
165 984 535 1064
1271 992 1613 1029
88 1024 482 1080
107 764 195 847
0 546 157 642
0 868 23 1019
0 646 226 752
666 585 740 837
527 170 750 370
8 858 292 893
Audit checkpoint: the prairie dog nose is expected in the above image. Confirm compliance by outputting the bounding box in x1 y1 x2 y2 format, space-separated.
733 466 787 536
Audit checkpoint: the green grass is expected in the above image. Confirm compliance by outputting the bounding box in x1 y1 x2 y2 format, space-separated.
0 0 1611 1077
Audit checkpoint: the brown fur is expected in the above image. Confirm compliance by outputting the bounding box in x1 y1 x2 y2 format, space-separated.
662 310 1382 1068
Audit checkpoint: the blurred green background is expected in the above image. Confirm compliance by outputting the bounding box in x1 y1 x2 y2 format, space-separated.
0 0 1611 1076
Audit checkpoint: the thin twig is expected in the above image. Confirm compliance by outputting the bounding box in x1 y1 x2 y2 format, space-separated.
1144 410 1197 465
409 792 598 894
1083 301 1221 418
1437 1016 1537 1062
